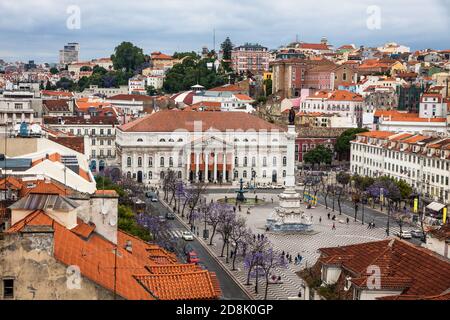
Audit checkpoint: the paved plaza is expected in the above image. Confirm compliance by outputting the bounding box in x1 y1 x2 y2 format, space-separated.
179 191 416 300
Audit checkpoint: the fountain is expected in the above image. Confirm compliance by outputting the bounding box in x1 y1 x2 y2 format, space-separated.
266 124 313 232
235 178 248 203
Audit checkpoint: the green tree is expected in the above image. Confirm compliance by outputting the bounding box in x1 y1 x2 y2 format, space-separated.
264 78 272 96
50 67 59 75
221 37 233 60
172 51 199 60
303 145 333 170
80 66 92 72
111 41 145 72
146 85 157 96
335 128 368 161
55 77 75 91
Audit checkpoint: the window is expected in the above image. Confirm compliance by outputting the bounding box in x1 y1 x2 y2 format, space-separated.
91 129 96 135
91 150 96 157
3 279 14 299
177 171 182 179
107 129 111 135
107 139 112 146
148 171 152 179
107 149 111 157
160 157 165 167
127 157 132 167
169 157 174 167
137 138 143 142
100 149 104 156
235 157 239 166
263 157 267 166
244 157 248 167
138 157 142 167
159 138 166 142
243 170 247 178
91 139 96 146
262 170 266 178
252 157 256 167
273 157 277 166
283 170 286 177
100 140 104 146
100 129 104 135
149 157 153 167
283 156 287 166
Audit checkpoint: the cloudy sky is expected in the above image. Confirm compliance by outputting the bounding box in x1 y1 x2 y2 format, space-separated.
0 0 449 63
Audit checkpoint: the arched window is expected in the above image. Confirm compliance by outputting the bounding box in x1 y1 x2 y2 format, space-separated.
160 157 165 167
149 157 153 167
243 139 248 142
160 171 165 179
234 171 239 179
283 156 287 166
263 157 267 167
159 138 166 142
273 156 277 166
169 157 173 167
137 138 143 142
244 156 248 167
126 171 131 178
234 138 239 142
178 156 183 167
138 157 142 167
178 138 183 142
148 171 152 179
252 156 256 167
169 138 174 142
263 170 267 178
283 170 286 177
177 171 182 179
243 170 247 178
235 157 239 166
127 157 132 167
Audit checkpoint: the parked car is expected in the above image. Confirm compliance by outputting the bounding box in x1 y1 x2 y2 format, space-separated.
396 230 412 239
145 192 158 202
182 231 194 241
411 229 424 238
186 251 200 264
165 212 175 220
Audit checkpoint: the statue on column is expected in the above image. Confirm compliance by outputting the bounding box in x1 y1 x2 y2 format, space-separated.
288 107 296 125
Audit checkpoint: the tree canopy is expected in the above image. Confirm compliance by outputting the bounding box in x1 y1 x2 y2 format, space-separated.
111 41 145 73
303 145 333 169
163 57 227 93
335 128 369 160
221 37 234 60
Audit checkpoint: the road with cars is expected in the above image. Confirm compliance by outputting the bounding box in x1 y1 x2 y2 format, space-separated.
144 197 251 300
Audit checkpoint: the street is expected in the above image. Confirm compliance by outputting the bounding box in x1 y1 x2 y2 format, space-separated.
145 198 251 300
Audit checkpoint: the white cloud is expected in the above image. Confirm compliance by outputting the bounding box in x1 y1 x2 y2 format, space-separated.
0 0 448 62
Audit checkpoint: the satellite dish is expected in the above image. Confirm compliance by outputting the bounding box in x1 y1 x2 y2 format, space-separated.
101 206 108 215
109 216 117 226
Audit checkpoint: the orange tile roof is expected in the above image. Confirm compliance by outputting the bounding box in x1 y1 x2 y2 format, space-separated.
402 135 428 143
389 133 413 141
7 211 222 300
146 264 201 274
234 94 253 101
0 176 23 190
319 239 450 298
328 90 364 102
387 117 446 123
134 271 221 300
374 110 419 118
41 90 74 97
119 110 285 132
94 190 119 197
357 131 395 139
208 84 242 92
20 180 71 197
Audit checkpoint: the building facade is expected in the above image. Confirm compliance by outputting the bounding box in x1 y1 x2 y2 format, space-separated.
231 43 270 74
116 111 291 186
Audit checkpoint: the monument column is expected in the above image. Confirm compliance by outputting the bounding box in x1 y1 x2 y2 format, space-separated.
285 125 296 189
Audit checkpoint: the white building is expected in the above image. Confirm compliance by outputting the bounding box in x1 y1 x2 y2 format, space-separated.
43 116 119 171
106 94 154 117
145 76 164 90
0 91 37 126
419 93 448 118
350 131 450 205
300 90 364 127
377 42 410 54
116 111 291 186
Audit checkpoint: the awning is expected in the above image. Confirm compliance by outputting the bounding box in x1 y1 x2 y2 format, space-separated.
426 202 445 212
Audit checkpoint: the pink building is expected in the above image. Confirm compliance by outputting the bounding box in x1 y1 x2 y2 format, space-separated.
231 43 270 74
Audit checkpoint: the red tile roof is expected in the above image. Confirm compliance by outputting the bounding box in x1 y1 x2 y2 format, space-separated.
320 239 450 299
118 110 285 132
0 176 23 191
41 90 74 98
7 210 221 300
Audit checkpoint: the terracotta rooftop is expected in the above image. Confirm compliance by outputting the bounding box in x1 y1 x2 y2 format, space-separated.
7 210 221 300
319 239 450 299
118 110 285 133
43 100 70 112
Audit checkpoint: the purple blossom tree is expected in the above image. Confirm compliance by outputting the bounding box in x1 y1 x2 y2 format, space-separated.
243 236 271 288
205 202 233 246
136 213 169 247
229 219 250 270
260 247 288 300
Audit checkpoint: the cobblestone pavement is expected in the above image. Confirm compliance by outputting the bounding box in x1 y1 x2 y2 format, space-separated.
188 192 416 300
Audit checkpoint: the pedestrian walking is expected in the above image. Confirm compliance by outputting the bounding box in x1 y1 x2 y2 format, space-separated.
238 205 241 212
319 217 322 223
332 222 336 230
233 206 236 213
346 217 349 224
332 215 336 221
257 234 260 240
327 213 330 220
271 197 273 203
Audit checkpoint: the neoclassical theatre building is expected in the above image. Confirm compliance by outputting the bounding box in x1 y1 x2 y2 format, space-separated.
116 110 292 186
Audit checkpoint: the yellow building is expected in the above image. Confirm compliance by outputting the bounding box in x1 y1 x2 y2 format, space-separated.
263 72 272 81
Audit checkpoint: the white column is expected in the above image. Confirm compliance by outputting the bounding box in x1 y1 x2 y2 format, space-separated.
222 153 226 183
204 152 209 183
186 151 191 182
195 153 200 182
213 152 218 183
285 126 296 188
